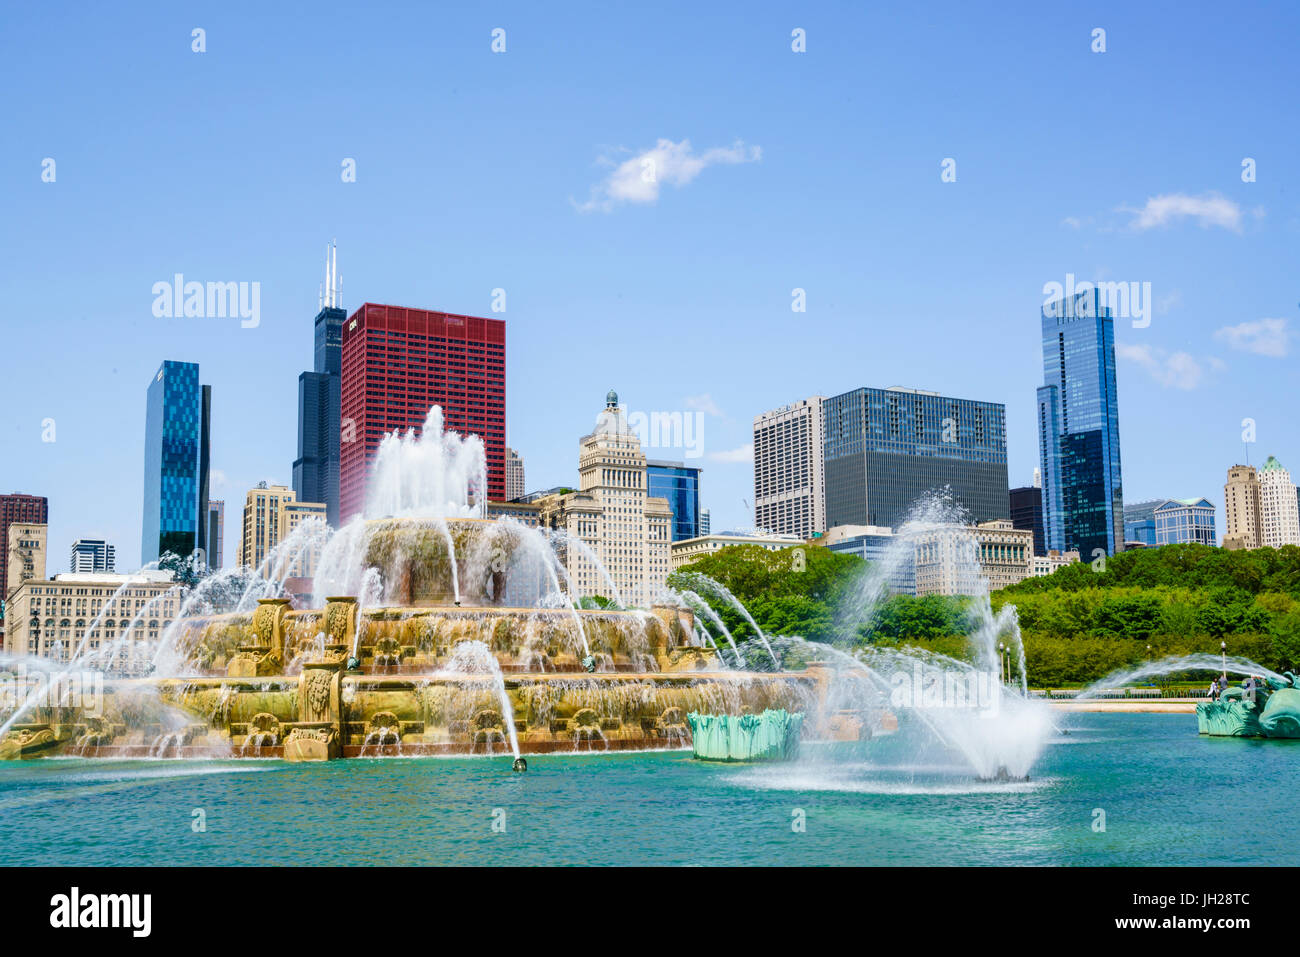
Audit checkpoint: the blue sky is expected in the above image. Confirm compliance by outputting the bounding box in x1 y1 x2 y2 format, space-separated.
2 0 1297 571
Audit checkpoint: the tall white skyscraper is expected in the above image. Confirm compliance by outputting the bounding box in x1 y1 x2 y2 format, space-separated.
69 539 115 574
1260 456 1300 548
753 396 826 538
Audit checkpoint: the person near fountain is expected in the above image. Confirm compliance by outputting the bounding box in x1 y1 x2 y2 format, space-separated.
1207 678 1218 701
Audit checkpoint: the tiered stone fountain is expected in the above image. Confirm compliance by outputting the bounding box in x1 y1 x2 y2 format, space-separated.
1 516 841 761
2 408 899 763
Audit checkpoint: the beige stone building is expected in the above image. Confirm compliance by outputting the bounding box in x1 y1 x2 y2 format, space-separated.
533 392 673 606
1031 549 1081 578
5 522 47 597
486 500 541 528
236 483 327 575
1223 464 1263 550
671 530 806 571
914 520 1033 596
2 521 48 649
753 396 826 538
3 570 181 670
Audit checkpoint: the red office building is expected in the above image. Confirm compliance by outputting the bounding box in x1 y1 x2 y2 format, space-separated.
339 303 506 521
1 492 49 598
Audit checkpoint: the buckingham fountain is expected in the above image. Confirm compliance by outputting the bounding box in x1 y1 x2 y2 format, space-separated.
0 407 1052 780
0 409 828 763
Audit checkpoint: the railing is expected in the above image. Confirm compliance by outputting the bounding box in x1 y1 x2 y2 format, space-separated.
1034 686 1208 700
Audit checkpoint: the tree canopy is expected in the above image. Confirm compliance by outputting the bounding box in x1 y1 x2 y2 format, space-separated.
669 541 1300 684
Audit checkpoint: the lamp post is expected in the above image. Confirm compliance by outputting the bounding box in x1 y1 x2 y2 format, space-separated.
1221 640 1227 683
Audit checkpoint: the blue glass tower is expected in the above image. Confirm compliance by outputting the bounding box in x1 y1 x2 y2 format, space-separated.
646 461 701 541
142 360 210 566
1123 500 1159 546
1037 289 1125 558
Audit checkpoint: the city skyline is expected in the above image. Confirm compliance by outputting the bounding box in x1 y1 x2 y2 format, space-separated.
2 3 1298 570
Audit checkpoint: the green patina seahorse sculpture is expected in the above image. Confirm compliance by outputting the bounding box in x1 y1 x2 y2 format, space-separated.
1197 672 1300 739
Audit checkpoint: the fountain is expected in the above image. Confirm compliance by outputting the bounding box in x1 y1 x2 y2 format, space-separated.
0 413 1052 782
687 709 804 762
1196 673 1300 738
0 407 823 763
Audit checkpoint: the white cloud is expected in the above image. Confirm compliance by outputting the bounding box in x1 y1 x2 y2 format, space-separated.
209 468 228 490
1155 289 1182 315
683 393 723 418
1123 192 1243 232
1116 342 1208 390
708 443 753 464
1213 318 1290 358
574 138 761 213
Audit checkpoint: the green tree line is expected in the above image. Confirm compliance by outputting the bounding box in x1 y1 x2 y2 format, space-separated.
671 542 1300 685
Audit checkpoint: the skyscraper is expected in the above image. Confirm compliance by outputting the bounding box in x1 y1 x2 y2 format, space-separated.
823 386 1009 530
1223 464 1262 550
0 492 48 601
70 539 116 573
207 500 225 570
1037 290 1125 559
506 447 525 501
293 242 345 528
1010 485 1046 556
533 391 672 605
339 303 506 521
646 460 702 541
236 482 325 573
753 397 825 538
1260 456 1300 547
141 361 211 566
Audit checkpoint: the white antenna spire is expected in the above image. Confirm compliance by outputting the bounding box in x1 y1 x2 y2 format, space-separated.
330 239 337 307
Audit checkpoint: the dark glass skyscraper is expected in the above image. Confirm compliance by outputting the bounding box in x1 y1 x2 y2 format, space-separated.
1037 289 1124 558
141 360 210 565
1009 486 1046 556
822 386 1009 530
646 461 701 541
293 246 344 527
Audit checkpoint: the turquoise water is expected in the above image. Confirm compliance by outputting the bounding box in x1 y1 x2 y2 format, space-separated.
1 713 1297 866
